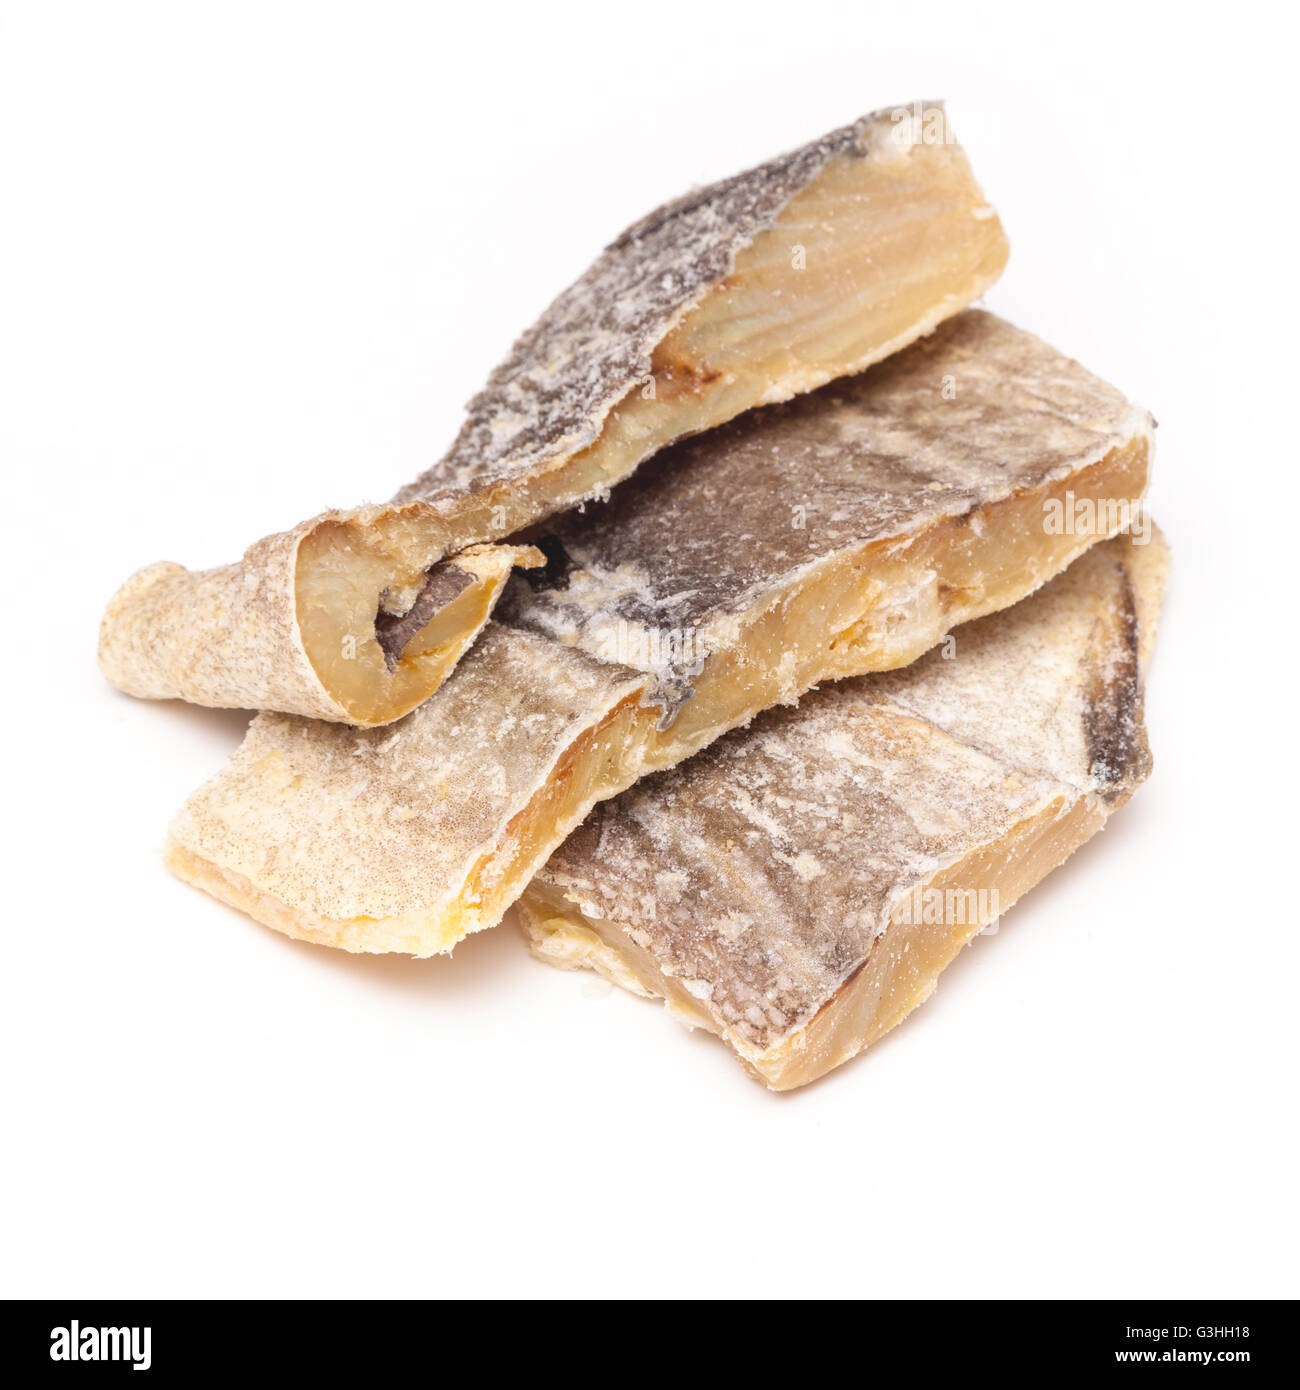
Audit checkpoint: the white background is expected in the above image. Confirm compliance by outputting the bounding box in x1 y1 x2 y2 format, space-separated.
1 1 1295 1299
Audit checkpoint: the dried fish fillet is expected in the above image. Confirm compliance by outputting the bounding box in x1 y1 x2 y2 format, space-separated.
166 312 1153 956
102 102 1008 724
98 511 541 725
520 530 1169 1089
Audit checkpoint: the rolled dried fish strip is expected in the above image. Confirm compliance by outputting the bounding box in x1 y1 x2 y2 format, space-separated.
99 503 540 725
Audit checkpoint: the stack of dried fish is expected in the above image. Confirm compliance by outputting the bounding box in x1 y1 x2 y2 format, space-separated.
101 103 1165 1088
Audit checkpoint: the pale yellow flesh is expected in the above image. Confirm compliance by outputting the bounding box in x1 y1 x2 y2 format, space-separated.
521 794 1109 1091
590 145 1008 481
295 522 530 726
171 440 1144 956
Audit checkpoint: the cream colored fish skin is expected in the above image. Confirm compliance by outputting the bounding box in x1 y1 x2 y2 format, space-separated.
102 102 1008 723
166 313 1154 957
101 514 339 720
521 531 1169 1090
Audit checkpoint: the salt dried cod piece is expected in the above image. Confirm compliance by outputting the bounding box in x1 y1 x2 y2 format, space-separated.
395 102 1008 509
167 625 648 952
521 532 1169 1090
522 531 1169 1086
98 514 541 726
167 312 1152 957
102 102 1008 725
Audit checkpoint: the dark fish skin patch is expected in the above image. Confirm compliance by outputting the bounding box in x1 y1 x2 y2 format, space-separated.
519 535 576 592
1083 564 1150 799
374 563 475 672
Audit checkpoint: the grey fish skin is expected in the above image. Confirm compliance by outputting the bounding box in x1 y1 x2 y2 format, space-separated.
166 312 1154 958
521 532 1169 1090
497 310 1152 711
374 562 475 672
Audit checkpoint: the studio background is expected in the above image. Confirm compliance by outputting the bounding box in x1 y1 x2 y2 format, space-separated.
1 0 1293 1299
